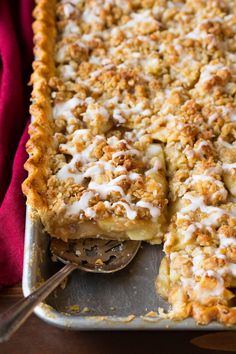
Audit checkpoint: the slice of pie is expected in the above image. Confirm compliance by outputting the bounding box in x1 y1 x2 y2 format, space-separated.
22 0 168 243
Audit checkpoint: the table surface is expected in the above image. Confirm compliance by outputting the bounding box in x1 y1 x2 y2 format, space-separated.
0 285 236 354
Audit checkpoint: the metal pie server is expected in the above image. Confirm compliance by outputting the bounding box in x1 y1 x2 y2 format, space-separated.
0 238 141 342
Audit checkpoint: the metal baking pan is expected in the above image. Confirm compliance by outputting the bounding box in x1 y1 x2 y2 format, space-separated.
23 206 228 330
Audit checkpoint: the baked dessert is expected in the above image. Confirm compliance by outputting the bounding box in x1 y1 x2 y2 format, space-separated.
23 0 236 325
22 0 168 243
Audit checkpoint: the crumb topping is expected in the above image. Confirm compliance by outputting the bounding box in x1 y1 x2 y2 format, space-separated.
48 0 172 226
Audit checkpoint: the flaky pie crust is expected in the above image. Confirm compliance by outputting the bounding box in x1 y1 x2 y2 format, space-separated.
22 0 57 212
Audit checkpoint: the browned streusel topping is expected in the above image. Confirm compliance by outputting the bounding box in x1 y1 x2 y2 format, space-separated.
48 0 170 229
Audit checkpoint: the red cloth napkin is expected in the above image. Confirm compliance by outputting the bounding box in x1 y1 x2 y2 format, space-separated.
0 0 33 286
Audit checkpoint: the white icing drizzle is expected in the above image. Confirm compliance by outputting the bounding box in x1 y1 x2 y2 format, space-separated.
219 234 236 248
222 163 236 171
185 28 210 40
57 155 84 183
208 112 219 124
55 127 161 220
136 201 160 219
53 97 82 121
145 161 162 176
104 98 151 125
56 45 68 63
184 175 227 200
90 64 114 78
194 271 225 302
66 191 96 218
230 110 236 121
196 63 228 91
112 149 140 159
59 64 76 80
89 55 112 66
178 193 228 226
128 172 140 181
208 106 236 124
82 6 102 25
57 132 104 181
88 175 128 199
194 140 209 153
191 254 205 276
63 3 74 18
183 224 199 242
218 138 236 149
63 20 81 36
122 9 159 38
82 104 110 123
112 202 137 220
181 268 225 304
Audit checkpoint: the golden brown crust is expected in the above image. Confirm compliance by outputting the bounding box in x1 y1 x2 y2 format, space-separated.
22 0 57 210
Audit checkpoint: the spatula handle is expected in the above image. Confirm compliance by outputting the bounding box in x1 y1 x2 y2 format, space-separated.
0 263 76 342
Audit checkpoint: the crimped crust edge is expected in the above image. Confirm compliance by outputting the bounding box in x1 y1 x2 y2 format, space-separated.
22 0 57 211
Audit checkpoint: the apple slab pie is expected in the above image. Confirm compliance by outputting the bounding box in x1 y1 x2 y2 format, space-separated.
23 0 236 325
